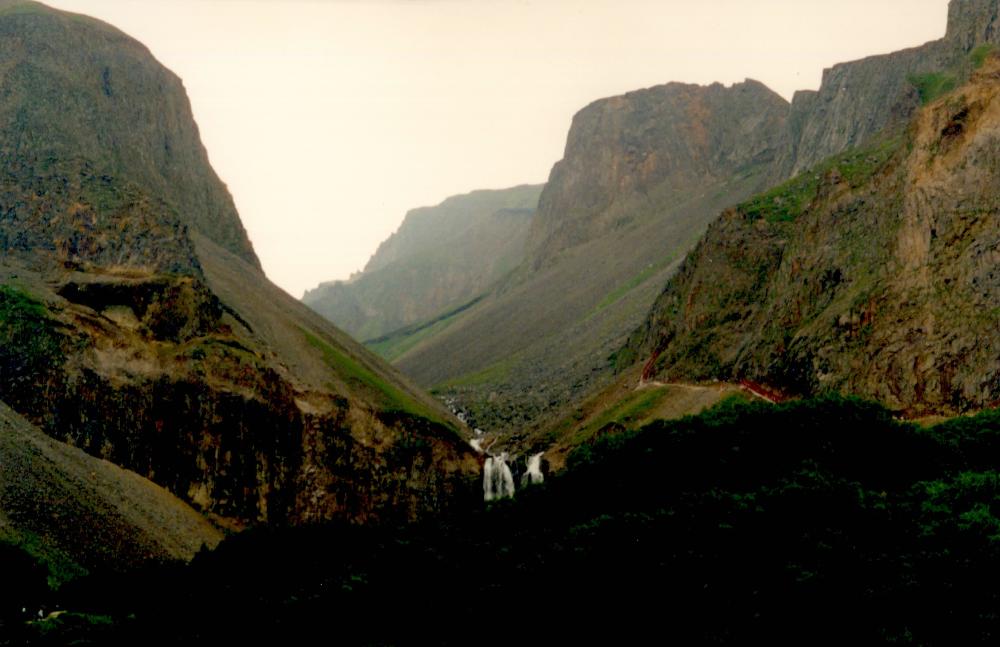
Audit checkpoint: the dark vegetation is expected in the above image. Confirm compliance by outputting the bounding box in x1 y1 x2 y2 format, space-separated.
0 286 63 411
7 396 1000 645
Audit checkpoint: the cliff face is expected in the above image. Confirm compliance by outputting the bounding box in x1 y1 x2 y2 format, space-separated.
947 0 1000 50
784 48 929 174
787 0 1000 174
303 185 541 342
528 80 790 267
0 1 481 528
0 0 258 266
630 57 1000 416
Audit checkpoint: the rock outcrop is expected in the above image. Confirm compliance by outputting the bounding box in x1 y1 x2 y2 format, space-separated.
785 0 1000 173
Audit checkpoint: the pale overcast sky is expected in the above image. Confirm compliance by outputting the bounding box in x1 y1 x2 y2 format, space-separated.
43 0 949 297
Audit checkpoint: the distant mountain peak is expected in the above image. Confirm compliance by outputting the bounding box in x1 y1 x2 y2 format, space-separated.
303 184 543 342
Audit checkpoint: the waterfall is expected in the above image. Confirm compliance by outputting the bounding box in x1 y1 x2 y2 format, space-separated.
521 452 544 487
470 438 484 453
483 453 516 501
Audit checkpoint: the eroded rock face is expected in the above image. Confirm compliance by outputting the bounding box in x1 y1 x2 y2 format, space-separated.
527 80 790 268
1 251 482 526
631 59 1000 416
0 400 223 575
946 0 1000 50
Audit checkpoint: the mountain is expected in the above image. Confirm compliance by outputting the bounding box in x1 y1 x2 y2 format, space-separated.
0 0 480 531
0 0 257 266
528 80 790 267
389 80 791 432
330 0 1000 438
0 400 221 585
303 184 542 344
627 54 1000 416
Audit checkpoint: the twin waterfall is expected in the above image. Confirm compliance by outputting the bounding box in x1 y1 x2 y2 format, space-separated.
445 398 545 502
482 451 545 502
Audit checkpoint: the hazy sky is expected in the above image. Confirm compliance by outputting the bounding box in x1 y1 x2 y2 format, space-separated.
43 0 950 297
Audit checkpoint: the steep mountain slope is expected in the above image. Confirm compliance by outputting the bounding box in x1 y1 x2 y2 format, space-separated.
628 55 1000 417
303 185 541 342
0 1 480 528
350 0 1000 437
393 81 791 432
0 401 221 583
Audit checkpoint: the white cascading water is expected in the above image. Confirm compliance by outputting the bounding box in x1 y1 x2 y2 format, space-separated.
521 452 544 487
483 453 516 501
439 394 541 502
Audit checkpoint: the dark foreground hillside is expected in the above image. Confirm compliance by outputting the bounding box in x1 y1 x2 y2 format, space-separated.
8 397 1000 645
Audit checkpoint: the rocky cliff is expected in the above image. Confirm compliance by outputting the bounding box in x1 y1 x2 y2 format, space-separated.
0 0 258 266
0 1 480 528
528 80 789 267
303 185 541 342
629 56 1000 416
786 0 1000 173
